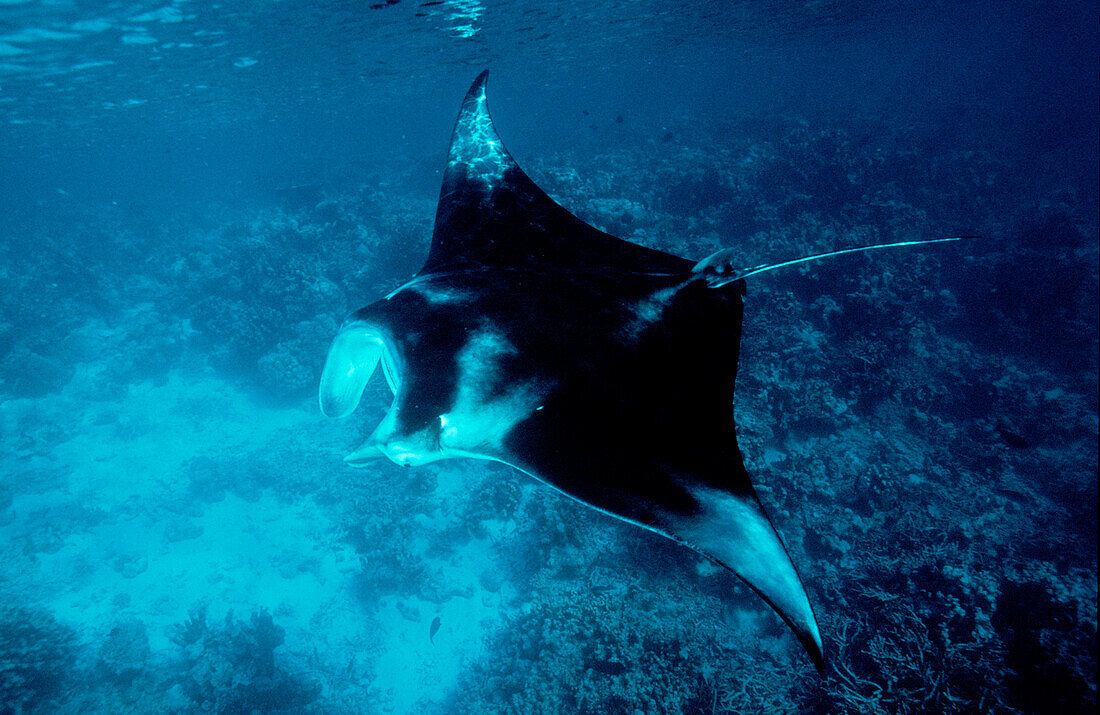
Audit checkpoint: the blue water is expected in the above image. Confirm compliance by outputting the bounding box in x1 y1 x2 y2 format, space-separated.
1 1 1096 712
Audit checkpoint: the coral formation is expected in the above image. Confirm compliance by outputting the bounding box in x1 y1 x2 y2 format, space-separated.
173 607 320 713
0 605 79 713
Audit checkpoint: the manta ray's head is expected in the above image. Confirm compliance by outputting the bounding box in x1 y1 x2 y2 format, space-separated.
319 291 543 469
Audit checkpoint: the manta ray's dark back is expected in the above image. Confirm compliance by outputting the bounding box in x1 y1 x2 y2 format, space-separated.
424 70 692 277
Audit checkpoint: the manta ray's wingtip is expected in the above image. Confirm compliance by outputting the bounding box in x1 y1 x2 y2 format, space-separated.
807 633 826 675
459 69 490 110
743 569 826 674
670 486 826 672
788 606 825 674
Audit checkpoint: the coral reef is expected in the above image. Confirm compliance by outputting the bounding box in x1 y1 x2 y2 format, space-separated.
97 618 150 687
0 605 79 714
172 607 320 713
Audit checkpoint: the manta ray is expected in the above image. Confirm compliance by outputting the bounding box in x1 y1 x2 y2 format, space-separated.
319 71 957 670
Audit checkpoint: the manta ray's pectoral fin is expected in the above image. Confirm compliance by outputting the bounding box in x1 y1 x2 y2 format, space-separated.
425 70 692 276
507 412 822 668
665 485 824 672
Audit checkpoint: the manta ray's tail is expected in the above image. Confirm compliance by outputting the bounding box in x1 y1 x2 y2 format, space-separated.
694 236 971 289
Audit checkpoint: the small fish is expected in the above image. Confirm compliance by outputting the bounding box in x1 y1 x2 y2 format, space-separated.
585 658 627 676
996 425 1030 449
429 616 441 644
